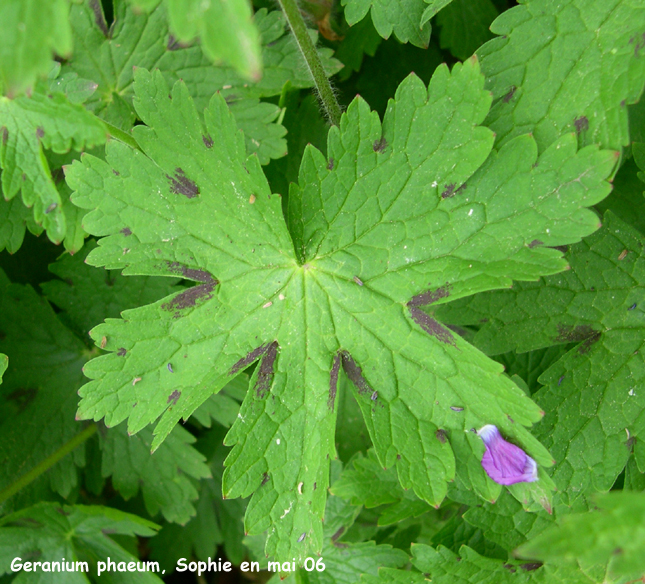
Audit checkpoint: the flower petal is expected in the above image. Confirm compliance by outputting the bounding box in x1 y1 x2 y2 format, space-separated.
477 425 538 485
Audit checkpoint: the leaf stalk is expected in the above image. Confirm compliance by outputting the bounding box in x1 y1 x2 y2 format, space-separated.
0 423 98 506
275 0 342 126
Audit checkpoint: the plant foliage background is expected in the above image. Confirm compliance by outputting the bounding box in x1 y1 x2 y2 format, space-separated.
1 0 645 582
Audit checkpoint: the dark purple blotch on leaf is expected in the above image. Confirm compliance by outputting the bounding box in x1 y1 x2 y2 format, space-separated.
167 168 200 198
328 354 340 411
161 263 218 315
203 134 213 148
120 227 132 236
229 342 273 375
36 127 44 139
503 86 516 103
90 0 108 36
255 342 278 399
477 425 538 485
117 348 127 356
373 137 387 152
340 352 372 396
167 390 181 405
574 116 589 134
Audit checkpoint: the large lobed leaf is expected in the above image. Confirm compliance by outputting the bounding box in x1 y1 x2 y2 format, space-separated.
478 0 645 153
437 212 645 505
66 60 616 561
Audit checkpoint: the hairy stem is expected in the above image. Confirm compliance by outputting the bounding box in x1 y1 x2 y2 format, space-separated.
275 0 342 126
0 424 97 505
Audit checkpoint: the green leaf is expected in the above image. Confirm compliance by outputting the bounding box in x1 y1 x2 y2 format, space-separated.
0 0 73 95
0 353 6 382
166 0 262 81
462 491 555 552
0 503 163 583
62 1 314 163
0 268 89 509
478 0 645 152
42 239 181 338
342 0 432 48
408 543 598 583
334 13 382 81
0 196 42 253
0 64 106 246
99 423 211 524
517 492 645 582
440 212 645 505
331 451 432 525
435 0 498 61
66 61 615 561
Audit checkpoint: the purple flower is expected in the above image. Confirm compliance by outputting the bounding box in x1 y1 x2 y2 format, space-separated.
477 425 538 485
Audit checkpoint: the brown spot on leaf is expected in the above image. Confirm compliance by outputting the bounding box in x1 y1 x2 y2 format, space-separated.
120 227 132 236
408 284 451 307
117 348 127 356
161 276 217 314
89 0 108 36
331 527 345 542
503 564 516 573
230 343 273 375
165 261 215 283
167 390 181 405
112 169 120 176
441 183 456 199
327 158 334 170
520 562 542 571
340 352 372 396
261 472 270 486
55 507 71 516
436 429 447 443
574 116 589 134
203 134 213 148
328 354 340 411
7 387 38 411
255 342 278 398
554 324 600 354
167 34 182 50
408 306 455 345
552 245 568 254
1 126 7 145
503 86 516 103
528 239 543 249
36 127 44 138
373 137 387 152
167 168 199 198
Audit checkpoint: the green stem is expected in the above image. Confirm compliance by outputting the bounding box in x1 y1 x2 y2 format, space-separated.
275 0 342 126
0 424 97 505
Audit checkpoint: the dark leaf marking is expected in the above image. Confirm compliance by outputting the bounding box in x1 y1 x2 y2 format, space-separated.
436 429 447 443
552 245 568 254
36 127 44 138
340 352 372 396
373 137 387 152
1 126 7 145
447 324 469 338
408 284 451 307
554 324 601 353
261 472 270 486
327 158 334 170
165 261 215 283
117 348 127 356
520 562 542 572
89 0 108 36
167 390 181 405
112 169 120 176
574 116 589 134
167 168 200 198
528 239 543 248
167 34 184 50
55 507 71 516
331 527 345 542
408 306 456 345
441 183 456 199
203 134 214 148
503 85 516 103
7 387 38 411
503 564 517 573
120 227 132 236
328 354 340 411
230 343 272 375
255 341 278 399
